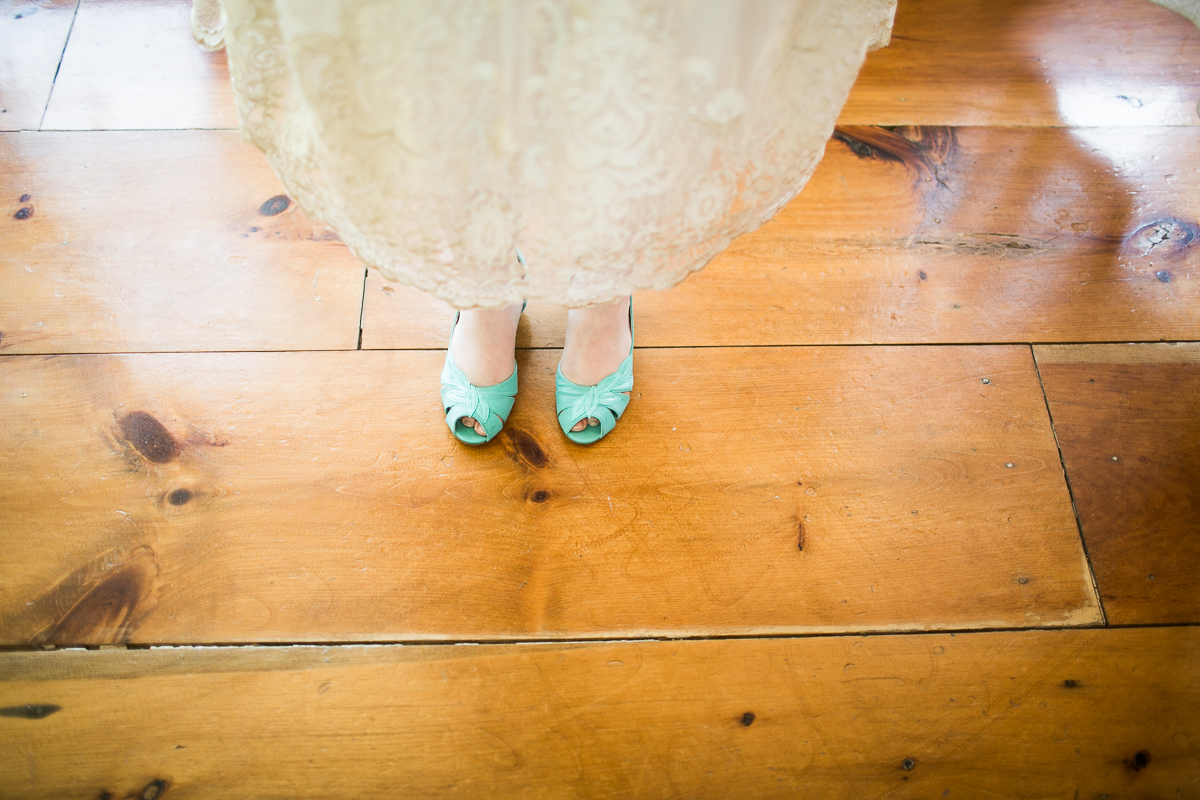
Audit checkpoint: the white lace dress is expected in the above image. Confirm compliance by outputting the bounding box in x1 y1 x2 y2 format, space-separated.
194 0 896 309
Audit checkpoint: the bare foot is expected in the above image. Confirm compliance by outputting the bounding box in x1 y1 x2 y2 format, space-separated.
449 302 523 436
559 296 632 432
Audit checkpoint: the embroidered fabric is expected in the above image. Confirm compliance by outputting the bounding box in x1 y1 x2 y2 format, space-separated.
195 0 896 309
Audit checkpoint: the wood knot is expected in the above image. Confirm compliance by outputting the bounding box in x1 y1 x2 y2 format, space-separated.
1127 750 1150 772
1129 218 1197 256
118 412 179 464
740 712 756 726
14 206 32 220
259 195 291 216
142 779 168 800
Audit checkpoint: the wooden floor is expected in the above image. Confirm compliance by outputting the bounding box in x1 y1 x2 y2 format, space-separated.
2 0 1199 796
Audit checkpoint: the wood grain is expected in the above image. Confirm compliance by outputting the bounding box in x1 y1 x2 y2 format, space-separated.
0 346 1096 645
0 131 365 353
362 126 1200 348
840 0 1200 127
1036 343 1200 625
2 628 1197 798
40 0 236 130
0 0 77 131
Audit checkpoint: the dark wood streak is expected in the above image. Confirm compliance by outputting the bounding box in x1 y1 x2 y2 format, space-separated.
907 232 1050 257
0 704 62 719
831 125 956 184
24 545 158 646
504 428 549 470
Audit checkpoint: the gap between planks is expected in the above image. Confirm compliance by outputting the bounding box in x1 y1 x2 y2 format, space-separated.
34 0 80 132
1030 345 1109 626
4 341 1199 359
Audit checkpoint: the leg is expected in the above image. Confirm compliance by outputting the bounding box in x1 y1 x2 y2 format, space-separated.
449 302 524 436
559 296 633 432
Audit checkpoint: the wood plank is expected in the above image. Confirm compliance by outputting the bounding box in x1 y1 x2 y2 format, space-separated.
362 126 1200 348
40 0 236 131
28 0 1200 132
2 628 1197 797
0 131 364 353
840 0 1200 126
0 346 1097 644
1035 343 1200 625
0 0 77 131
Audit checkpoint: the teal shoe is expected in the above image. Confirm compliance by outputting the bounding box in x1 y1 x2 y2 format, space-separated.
440 301 525 445
555 299 634 445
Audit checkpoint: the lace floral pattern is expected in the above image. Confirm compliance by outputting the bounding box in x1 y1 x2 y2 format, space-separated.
198 0 896 308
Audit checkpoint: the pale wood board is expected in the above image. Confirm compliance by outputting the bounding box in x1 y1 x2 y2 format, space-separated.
2 628 1197 798
0 131 364 353
0 346 1097 644
0 0 78 131
840 0 1200 126
40 0 236 131
1036 343 1200 624
26 0 1200 133
363 126 1200 348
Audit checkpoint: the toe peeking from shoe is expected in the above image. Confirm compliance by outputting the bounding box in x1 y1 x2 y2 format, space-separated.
555 360 633 445
442 359 517 444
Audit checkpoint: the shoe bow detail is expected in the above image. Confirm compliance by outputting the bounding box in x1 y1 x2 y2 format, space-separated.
558 358 633 425
440 359 492 425
555 351 633 443
440 347 518 445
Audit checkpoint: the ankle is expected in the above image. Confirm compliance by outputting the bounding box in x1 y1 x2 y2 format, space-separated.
450 302 522 386
561 296 632 386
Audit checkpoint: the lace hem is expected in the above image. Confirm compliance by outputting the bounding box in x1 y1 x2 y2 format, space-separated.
197 0 895 308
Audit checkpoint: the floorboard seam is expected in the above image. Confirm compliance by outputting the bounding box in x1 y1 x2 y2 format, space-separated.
4 621 1158 653
1030 343 1109 626
33 126 242 132
37 0 81 132
356 267 368 350
13 124 1200 132
2 340 1198 359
